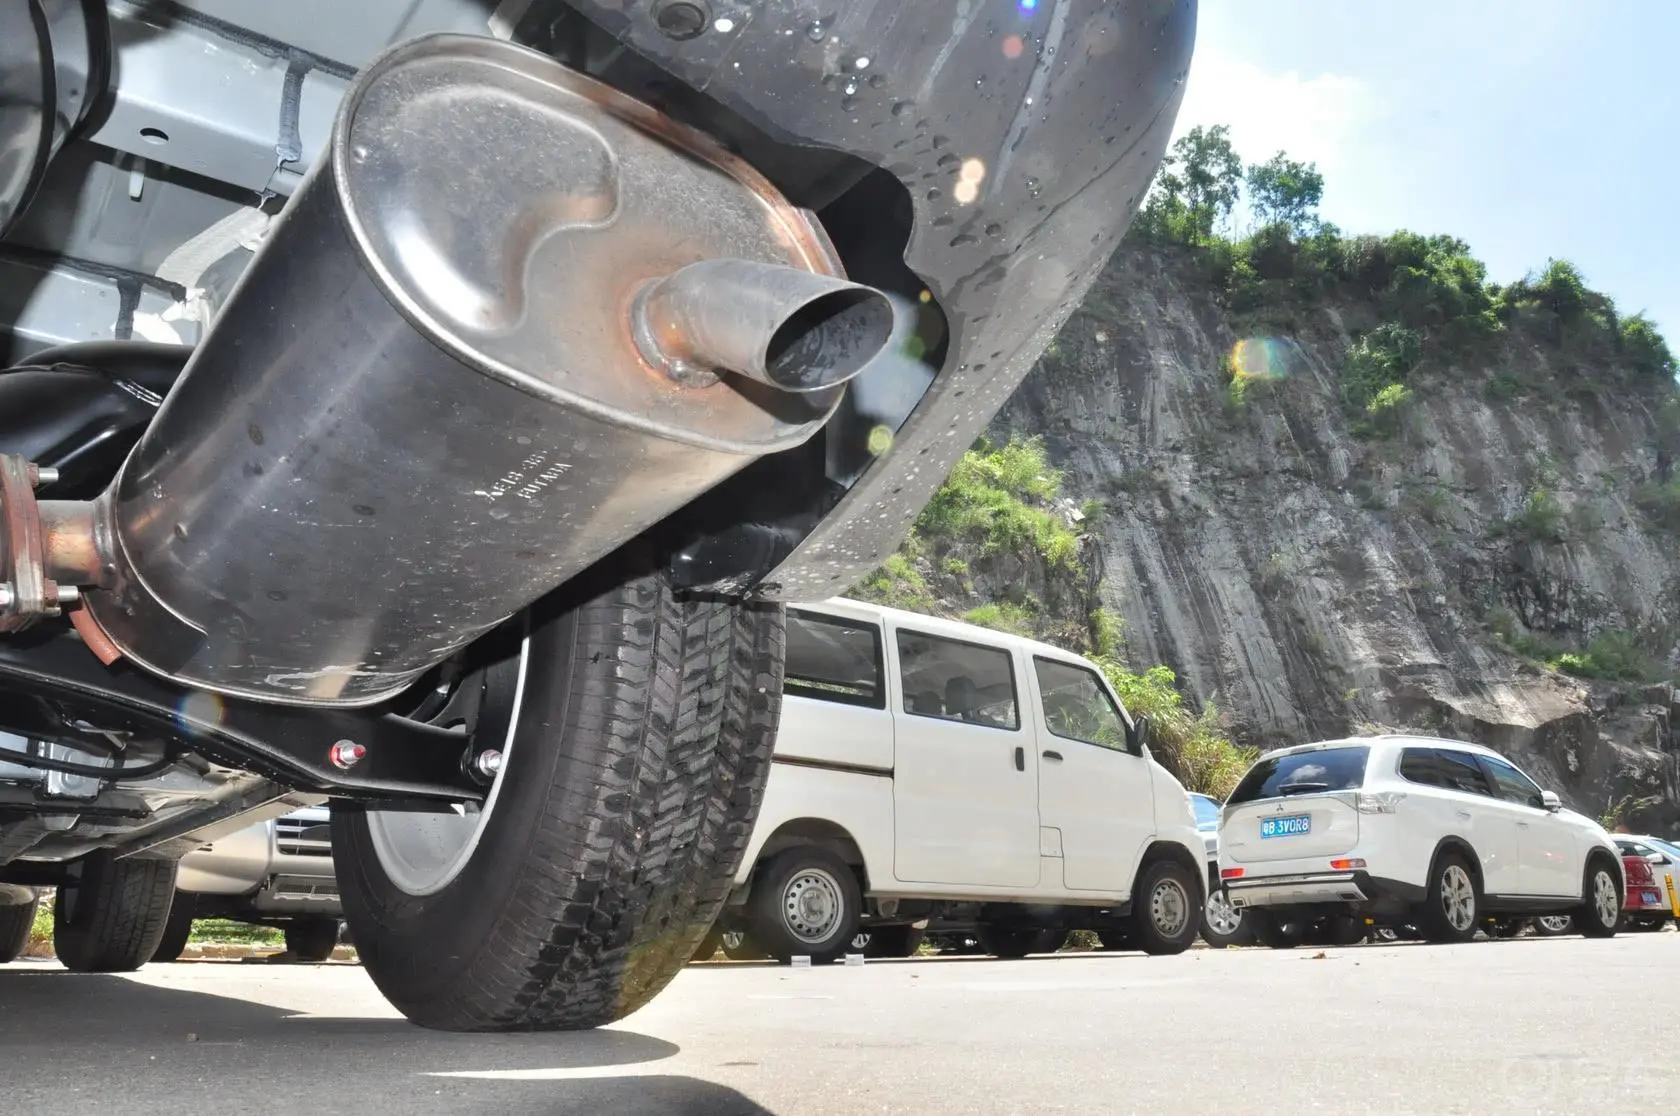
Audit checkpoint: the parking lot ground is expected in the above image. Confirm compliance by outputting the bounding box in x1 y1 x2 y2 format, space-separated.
2 931 1677 1115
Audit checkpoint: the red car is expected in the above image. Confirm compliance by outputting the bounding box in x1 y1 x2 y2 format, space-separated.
1620 852 1672 929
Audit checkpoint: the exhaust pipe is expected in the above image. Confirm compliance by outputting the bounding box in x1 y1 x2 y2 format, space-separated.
0 34 901 706
633 261 896 393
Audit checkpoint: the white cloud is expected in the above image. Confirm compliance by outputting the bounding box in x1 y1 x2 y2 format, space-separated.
1170 44 1375 176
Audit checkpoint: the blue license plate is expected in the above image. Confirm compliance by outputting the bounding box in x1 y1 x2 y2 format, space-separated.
1260 814 1311 839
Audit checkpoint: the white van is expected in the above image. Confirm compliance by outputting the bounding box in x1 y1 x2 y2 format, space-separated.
711 599 1207 963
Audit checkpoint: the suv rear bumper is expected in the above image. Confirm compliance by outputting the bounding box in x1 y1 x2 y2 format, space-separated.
1225 871 1425 915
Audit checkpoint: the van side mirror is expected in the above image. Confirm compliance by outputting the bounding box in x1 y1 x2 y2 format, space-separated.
1127 715 1152 756
1540 790 1561 812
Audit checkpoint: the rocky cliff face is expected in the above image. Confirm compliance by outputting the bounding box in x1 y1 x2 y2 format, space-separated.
989 244 1680 831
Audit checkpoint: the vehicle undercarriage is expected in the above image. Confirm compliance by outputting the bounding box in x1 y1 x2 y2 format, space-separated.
0 0 1194 1029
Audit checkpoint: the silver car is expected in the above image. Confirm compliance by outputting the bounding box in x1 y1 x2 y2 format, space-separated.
153 806 342 963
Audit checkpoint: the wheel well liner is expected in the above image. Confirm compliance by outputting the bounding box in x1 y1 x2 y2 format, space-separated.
1136 840 1205 907
751 818 869 894
1428 836 1482 890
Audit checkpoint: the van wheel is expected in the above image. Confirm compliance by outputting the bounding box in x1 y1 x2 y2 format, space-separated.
1417 853 1480 944
719 928 765 961
1199 890 1253 948
979 925 1064 958
284 917 341 962
864 925 924 958
54 851 178 972
0 892 38 963
333 570 784 1031
1130 859 1200 955
1531 914 1573 936
748 847 861 964
1575 857 1621 938
150 892 196 963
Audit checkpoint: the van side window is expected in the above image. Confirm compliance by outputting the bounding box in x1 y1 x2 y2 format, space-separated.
1033 657 1128 752
784 610 885 709
895 630 1019 730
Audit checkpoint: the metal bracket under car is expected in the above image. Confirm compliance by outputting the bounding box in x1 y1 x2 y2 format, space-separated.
0 625 484 805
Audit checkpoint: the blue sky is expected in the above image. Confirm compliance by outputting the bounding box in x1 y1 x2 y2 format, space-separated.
1174 1 1679 342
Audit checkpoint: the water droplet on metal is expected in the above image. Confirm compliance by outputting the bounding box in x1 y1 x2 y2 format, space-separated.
868 74 886 88
854 56 871 69
985 223 1003 236
713 16 735 32
806 20 826 40
890 101 911 117
844 79 859 96
841 95 859 111
936 153 960 169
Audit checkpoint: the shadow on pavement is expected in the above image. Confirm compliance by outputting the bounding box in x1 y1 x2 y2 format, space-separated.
0 967 775 1115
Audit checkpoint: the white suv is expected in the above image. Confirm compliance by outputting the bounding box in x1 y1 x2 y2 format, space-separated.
1217 735 1624 946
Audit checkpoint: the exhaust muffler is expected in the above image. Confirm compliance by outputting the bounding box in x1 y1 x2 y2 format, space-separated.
0 34 897 706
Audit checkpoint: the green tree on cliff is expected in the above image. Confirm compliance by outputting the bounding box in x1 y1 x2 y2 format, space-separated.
1140 125 1243 244
1245 152 1324 234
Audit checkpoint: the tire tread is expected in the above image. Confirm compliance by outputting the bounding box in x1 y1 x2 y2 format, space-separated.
346 573 783 1031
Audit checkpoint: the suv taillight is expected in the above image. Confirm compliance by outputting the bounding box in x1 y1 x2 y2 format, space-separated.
1355 791 1405 814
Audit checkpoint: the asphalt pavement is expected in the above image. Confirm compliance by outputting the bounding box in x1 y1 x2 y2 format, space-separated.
2 931 1675 1115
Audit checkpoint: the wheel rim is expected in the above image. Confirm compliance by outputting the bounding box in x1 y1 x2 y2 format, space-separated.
721 930 745 951
1204 890 1244 936
851 931 871 951
365 636 531 897
1591 868 1620 927
1150 877 1191 937
781 867 845 944
1536 915 1571 933
1440 865 1476 931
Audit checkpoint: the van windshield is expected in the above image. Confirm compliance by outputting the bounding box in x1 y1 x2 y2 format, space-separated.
1227 746 1371 805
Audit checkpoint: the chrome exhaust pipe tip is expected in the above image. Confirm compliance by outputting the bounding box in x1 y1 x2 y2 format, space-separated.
633 259 897 393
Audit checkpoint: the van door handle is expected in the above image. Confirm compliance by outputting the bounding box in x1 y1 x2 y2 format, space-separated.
1516 821 1530 829
1014 746 1025 772
1042 750 1064 762
1455 811 1472 820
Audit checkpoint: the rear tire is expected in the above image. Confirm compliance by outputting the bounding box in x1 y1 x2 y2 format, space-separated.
332 571 784 1031
979 924 1063 959
0 893 38 963
1257 912 1305 950
1129 859 1200 955
150 892 196 963
1096 928 1133 952
53 852 178 973
747 847 862 965
285 917 341 962
719 928 765 961
1416 853 1480 944
1575 857 1621 939
1307 913 1366 947
863 925 925 959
